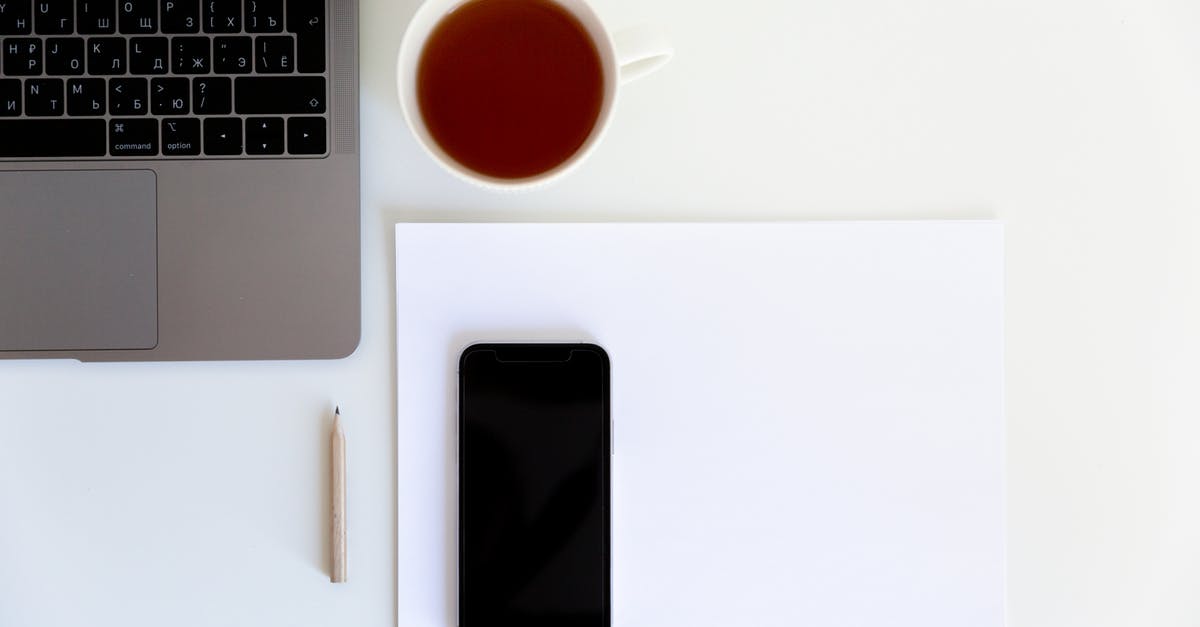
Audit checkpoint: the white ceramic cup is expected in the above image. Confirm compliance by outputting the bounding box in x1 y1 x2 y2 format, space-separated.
397 0 673 190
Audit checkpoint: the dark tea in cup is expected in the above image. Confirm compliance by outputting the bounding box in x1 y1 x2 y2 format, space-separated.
415 0 605 180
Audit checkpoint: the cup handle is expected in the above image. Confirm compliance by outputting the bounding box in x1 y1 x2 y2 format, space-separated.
611 25 673 85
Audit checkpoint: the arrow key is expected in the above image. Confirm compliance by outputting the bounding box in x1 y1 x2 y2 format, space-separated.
203 117 242 155
246 116 284 155
287 116 325 155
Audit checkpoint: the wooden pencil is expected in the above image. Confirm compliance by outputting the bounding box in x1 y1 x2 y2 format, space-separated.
331 406 347 583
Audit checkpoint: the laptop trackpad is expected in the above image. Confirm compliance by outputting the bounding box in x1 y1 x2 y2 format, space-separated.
0 170 157 352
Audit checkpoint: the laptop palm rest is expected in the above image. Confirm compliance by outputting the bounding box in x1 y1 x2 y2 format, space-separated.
0 170 157 352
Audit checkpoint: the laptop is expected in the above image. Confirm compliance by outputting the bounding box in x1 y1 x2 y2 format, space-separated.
0 0 360 361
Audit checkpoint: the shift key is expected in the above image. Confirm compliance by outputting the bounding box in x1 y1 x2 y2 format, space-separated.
234 77 324 114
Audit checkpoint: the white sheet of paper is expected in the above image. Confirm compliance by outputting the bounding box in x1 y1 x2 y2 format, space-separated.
395 222 1004 627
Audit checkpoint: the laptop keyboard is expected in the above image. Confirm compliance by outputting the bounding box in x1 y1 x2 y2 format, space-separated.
0 0 328 159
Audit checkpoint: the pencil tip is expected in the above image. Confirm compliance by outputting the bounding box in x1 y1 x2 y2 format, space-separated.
335 405 340 415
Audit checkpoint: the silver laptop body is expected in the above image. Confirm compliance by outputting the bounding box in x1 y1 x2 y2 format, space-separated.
0 0 360 361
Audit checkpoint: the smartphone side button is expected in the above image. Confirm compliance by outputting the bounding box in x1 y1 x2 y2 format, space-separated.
611 419 615 455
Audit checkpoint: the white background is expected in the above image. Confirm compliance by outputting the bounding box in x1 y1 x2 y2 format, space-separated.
2 0 1199 625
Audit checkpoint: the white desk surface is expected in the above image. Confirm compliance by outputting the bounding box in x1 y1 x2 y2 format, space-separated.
2 0 1197 625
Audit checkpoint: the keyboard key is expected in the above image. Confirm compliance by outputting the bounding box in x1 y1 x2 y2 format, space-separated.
4 38 42 75
25 78 64 116
202 0 238 32
192 76 229 113
109 117 157 156
77 0 116 34
245 116 282 154
0 0 33 34
119 0 157 33
255 35 291 73
212 35 250 73
45 38 85 74
0 79 21 116
161 117 199 155
286 116 324 155
172 36 208 73
35 0 74 34
294 30 322 73
0 119 106 156
109 77 146 115
150 76 187 114
234 76 323 114
203 117 241 155
160 0 197 32
66 77 105 114
129 36 167 73
286 0 318 32
244 0 280 33
87 37 126 74
287 0 322 73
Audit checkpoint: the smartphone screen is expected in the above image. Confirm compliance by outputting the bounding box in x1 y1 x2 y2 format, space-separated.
458 343 611 627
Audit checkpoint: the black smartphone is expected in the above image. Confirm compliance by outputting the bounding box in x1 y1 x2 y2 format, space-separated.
458 343 611 627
